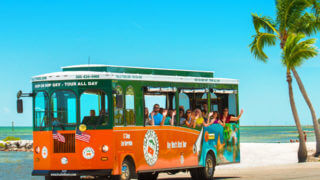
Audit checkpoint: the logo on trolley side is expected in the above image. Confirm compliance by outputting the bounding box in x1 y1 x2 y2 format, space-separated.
143 130 159 166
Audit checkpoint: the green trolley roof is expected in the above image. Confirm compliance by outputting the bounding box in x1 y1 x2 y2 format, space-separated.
32 64 238 85
62 64 214 78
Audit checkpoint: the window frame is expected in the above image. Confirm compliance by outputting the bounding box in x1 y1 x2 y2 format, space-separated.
79 89 110 129
113 85 125 126
125 85 136 126
143 86 177 126
34 91 49 130
177 88 210 130
50 90 78 129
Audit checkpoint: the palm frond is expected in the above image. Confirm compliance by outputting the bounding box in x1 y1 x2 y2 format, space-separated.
292 12 320 35
249 33 277 62
251 13 279 35
276 0 312 33
282 33 318 68
309 0 320 18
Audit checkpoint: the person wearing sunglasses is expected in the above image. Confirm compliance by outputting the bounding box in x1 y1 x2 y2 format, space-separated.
185 109 194 127
149 104 163 126
221 108 243 124
178 107 186 125
203 111 224 127
193 108 204 128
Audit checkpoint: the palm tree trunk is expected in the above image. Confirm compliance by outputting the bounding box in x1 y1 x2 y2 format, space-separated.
292 68 320 156
287 69 308 162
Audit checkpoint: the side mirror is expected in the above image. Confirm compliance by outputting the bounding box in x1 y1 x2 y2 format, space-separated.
17 99 23 113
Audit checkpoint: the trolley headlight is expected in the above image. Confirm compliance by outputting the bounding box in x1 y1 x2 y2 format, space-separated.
61 157 68 165
102 145 109 152
35 146 40 154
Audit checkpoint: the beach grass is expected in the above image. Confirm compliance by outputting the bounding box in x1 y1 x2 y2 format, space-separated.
2 136 21 141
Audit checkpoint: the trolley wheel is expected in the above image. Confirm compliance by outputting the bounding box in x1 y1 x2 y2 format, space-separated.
112 157 136 180
137 172 159 180
190 153 216 180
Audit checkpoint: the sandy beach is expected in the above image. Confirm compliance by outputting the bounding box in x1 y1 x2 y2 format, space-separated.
217 142 317 168
158 142 320 180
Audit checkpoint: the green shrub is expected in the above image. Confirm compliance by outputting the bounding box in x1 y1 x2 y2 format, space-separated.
2 136 21 141
0 143 5 148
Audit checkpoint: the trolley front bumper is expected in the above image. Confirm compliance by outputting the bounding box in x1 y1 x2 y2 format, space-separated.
32 169 112 177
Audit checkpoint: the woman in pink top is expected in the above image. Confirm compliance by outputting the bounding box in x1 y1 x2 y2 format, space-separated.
221 108 243 124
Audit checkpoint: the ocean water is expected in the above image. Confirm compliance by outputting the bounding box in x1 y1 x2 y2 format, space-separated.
0 127 33 141
0 126 318 179
0 151 40 180
240 126 316 143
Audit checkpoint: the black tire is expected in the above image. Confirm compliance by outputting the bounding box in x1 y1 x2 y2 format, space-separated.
190 153 216 180
112 157 136 180
137 172 159 180
190 168 200 180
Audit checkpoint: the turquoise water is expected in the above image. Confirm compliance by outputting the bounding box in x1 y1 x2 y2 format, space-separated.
240 126 316 143
0 127 33 140
0 126 316 143
0 151 40 179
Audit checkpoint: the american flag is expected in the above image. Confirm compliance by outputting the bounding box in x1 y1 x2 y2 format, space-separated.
52 130 65 143
76 128 91 143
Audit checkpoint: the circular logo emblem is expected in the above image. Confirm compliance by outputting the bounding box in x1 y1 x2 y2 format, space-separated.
61 157 68 165
41 146 48 159
143 130 159 166
82 147 95 160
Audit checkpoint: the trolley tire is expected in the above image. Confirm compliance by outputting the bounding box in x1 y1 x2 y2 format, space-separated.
137 172 159 180
113 157 136 180
190 153 216 180
190 168 200 180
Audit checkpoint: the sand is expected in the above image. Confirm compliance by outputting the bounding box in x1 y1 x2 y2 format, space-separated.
217 142 317 169
158 142 320 179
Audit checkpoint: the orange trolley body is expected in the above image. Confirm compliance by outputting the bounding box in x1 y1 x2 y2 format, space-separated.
33 126 200 176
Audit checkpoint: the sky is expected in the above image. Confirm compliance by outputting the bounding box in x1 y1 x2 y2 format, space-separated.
1 0 320 126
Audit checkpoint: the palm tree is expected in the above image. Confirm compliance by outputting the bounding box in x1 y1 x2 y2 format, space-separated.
249 0 320 162
282 33 318 161
291 67 320 156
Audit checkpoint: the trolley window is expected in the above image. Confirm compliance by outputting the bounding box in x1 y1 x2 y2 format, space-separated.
34 91 49 128
125 86 135 125
113 85 124 126
80 90 109 127
51 90 77 127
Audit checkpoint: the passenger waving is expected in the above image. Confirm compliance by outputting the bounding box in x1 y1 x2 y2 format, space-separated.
221 108 243 124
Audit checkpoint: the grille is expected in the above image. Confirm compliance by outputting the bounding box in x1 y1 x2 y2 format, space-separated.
53 133 75 153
